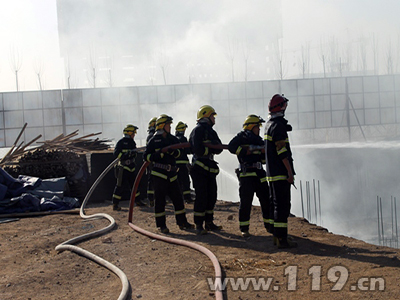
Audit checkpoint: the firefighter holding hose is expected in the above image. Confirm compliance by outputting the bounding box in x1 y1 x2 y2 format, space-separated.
146 117 157 207
265 94 297 248
112 124 145 211
189 105 223 235
174 121 194 204
228 115 272 237
144 114 194 233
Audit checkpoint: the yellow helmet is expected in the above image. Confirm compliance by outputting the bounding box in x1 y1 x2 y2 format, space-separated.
155 114 173 130
243 115 265 130
175 121 188 132
197 105 217 120
148 117 157 129
123 124 138 134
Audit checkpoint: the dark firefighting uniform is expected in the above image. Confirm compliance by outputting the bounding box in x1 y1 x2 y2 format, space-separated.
175 132 192 202
189 120 223 226
264 115 295 239
146 129 155 202
112 135 138 206
144 131 190 228
228 129 271 233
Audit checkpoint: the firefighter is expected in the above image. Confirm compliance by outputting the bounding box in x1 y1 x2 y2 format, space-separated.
112 124 145 211
264 94 297 248
175 121 194 204
146 117 157 207
189 105 223 235
144 114 194 233
228 115 271 237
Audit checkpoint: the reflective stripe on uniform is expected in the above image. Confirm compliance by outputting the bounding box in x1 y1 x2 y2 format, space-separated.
155 212 166 218
239 172 257 178
239 220 250 226
264 135 272 141
170 175 178 182
205 210 214 215
194 211 206 217
267 175 287 182
112 194 122 200
176 160 189 164
277 147 287 155
175 209 185 215
274 222 288 228
194 160 219 174
151 170 167 180
147 190 154 194
235 146 242 156
260 177 268 183
123 166 135 172
183 190 191 195
263 218 274 225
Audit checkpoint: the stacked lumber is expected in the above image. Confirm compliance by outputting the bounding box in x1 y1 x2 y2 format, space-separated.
0 123 111 167
0 124 112 200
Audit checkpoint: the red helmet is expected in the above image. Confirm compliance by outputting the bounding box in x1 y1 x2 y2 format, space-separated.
268 94 289 112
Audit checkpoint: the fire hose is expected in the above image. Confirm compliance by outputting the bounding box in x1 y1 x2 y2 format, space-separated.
54 142 229 300
55 157 130 300
128 142 228 300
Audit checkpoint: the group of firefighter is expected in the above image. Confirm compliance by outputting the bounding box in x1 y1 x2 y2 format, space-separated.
112 93 297 249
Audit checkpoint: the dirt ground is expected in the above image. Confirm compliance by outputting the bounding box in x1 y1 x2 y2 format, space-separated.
1 199 400 300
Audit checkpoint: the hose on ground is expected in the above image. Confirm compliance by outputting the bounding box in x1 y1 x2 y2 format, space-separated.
128 144 224 300
55 157 130 300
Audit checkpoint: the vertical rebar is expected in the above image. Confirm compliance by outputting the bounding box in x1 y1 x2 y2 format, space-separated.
318 180 321 226
377 196 381 245
306 181 311 221
391 196 394 241
313 179 317 224
300 180 304 218
380 197 384 246
395 197 398 248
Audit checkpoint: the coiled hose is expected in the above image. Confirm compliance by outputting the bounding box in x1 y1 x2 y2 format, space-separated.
55 158 130 300
128 144 224 300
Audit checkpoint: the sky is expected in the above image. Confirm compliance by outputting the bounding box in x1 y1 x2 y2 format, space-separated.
0 0 399 91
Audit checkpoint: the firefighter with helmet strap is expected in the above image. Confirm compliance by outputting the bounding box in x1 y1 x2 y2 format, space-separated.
189 105 223 235
144 114 194 233
228 114 272 237
264 94 297 248
174 121 193 204
146 117 157 207
112 124 144 210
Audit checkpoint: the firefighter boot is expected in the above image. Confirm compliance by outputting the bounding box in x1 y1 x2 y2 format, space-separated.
205 221 222 231
275 237 297 249
241 230 251 237
158 226 170 234
179 221 195 230
196 224 208 235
